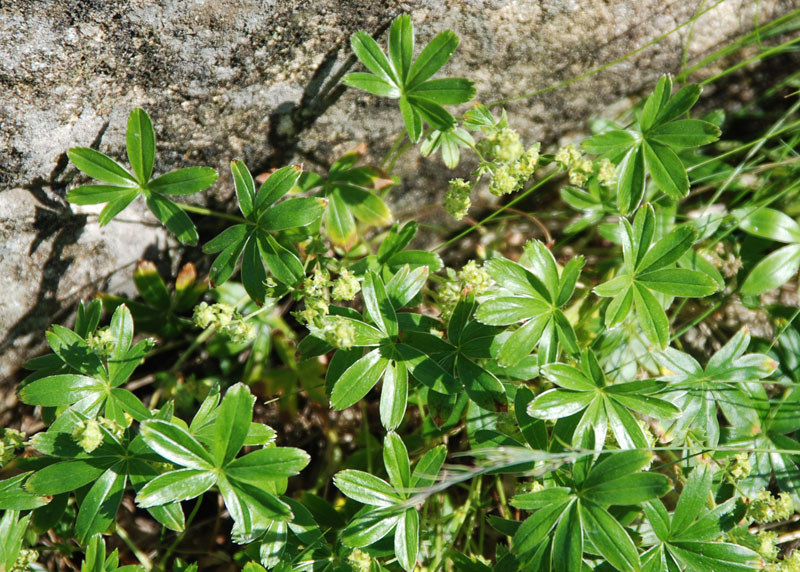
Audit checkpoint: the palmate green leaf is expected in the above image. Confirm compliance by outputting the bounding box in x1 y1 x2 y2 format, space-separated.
339 185 392 226
552 500 583 572
0 511 30 572
255 165 302 210
632 282 670 348
258 233 305 287
67 185 134 205
528 388 594 419
457 355 505 409
225 447 310 485
363 271 398 337
582 129 637 156
258 197 328 231
350 31 399 85
582 501 640 572
669 542 759 572
475 297 551 326
330 348 389 409
654 83 701 125
406 29 459 88
344 72 402 97
389 13 414 83
136 468 216 508
498 314 550 368
648 120 720 148
326 189 357 248
342 510 402 548
334 470 401 507
386 265 428 309
395 509 420 572
380 359 408 430
636 268 718 296
242 234 268 304
68 147 138 187
513 501 568 556
640 74 673 132
139 419 214 470
213 383 255 466
19 373 105 406
46 324 106 378
145 192 199 246
617 145 645 214
671 465 711 534
26 459 111 495
75 467 126 544
98 189 139 225
147 167 218 195
410 445 446 489
409 78 476 105
643 140 689 198
735 206 800 243
317 316 386 346
383 432 411 491
408 95 455 131
0 473 49 510
741 243 800 296
126 108 156 184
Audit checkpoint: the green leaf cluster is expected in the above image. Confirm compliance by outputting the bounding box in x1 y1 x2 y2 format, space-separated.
67 108 218 245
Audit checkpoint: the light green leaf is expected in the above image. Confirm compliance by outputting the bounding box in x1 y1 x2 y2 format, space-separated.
617 145 645 214
66 185 133 205
633 282 670 348
350 31 399 85
552 500 583 572
581 501 640 571
409 78 475 104
638 225 697 273
475 297 551 326
148 167 218 195
528 388 594 419
388 13 414 83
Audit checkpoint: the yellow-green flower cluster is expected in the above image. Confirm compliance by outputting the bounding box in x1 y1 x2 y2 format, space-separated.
347 548 372 572
766 551 800 572
747 489 794 523
438 261 492 319
72 419 104 453
488 144 541 197
477 126 523 163
304 267 330 298
86 327 115 357
596 157 617 187
726 452 752 482
193 302 256 344
10 548 38 572
758 531 780 560
444 178 472 220
0 428 25 467
322 317 357 350
555 143 594 187
297 297 329 326
331 269 361 301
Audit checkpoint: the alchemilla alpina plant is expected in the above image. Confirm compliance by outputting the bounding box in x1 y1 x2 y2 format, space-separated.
3 11 800 572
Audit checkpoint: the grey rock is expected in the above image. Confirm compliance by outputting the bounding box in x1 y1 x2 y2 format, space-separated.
0 0 797 379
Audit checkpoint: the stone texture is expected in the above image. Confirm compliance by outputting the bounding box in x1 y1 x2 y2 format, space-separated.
1 0 798 379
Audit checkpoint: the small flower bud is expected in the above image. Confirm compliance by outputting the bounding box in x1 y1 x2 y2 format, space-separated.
86 327 115 357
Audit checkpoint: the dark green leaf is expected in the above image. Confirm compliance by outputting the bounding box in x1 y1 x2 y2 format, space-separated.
255 165 302 210
66 185 133 205
334 470 400 507
148 167 217 195
582 129 637 155
389 14 414 82
409 77 475 104
136 468 216 508
581 501 640 571
637 268 718 297
343 72 401 97
395 509 419 571
654 84 701 125
383 432 410 490
643 140 689 198
736 207 800 243
140 419 214 469
231 160 255 218
226 447 310 484
19 374 104 406
75 467 126 544
638 225 697 273
380 360 408 430
617 145 645 214
633 282 670 348
213 383 255 466
350 31 399 85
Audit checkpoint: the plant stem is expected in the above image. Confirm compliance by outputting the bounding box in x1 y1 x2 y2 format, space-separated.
177 203 249 224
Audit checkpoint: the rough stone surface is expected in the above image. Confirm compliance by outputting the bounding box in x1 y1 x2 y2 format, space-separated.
1 0 798 379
